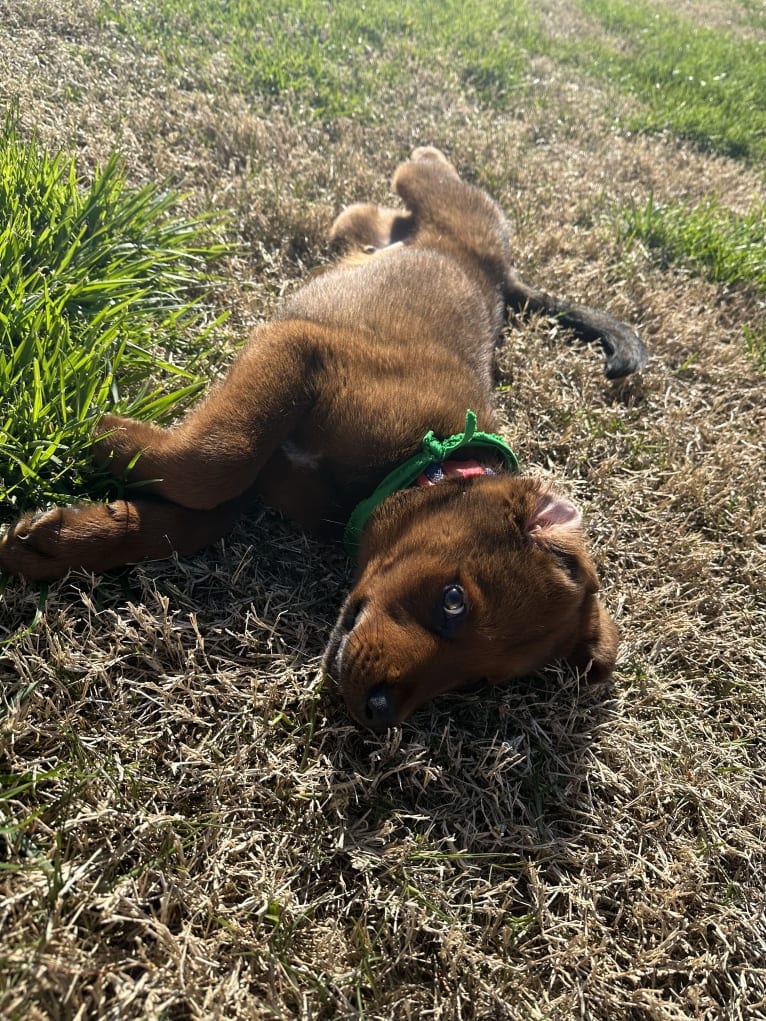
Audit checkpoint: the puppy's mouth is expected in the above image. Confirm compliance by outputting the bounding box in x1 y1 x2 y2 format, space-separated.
323 597 366 682
331 631 350 679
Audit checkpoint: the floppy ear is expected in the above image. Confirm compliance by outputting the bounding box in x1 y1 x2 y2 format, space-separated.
565 597 619 682
526 492 582 546
526 490 619 680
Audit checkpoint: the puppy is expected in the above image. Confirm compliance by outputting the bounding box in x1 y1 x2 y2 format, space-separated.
0 148 647 730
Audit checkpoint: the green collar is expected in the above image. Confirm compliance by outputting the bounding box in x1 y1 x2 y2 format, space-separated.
343 409 519 556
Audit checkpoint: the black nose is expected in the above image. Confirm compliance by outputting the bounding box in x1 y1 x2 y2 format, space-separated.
364 683 398 730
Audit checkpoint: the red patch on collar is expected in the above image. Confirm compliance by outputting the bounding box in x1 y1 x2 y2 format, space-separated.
415 458 496 487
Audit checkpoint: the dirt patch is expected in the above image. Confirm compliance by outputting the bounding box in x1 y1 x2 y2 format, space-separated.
537 0 766 43
669 0 766 39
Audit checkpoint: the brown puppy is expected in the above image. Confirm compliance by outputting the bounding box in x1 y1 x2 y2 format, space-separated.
0 147 646 730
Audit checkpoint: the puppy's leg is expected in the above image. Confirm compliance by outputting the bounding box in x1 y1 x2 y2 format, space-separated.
393 148 647 378
0 494 249 581
504 268 648 380
392 150 511 272
329 202 413 255
93 321 325 511
329 149 456 256
0 321 331 580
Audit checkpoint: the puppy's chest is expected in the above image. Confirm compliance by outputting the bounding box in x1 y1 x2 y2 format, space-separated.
281 440 322 471
279 437 392 499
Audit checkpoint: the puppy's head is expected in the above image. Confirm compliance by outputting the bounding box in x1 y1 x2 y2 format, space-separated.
324 475 618 730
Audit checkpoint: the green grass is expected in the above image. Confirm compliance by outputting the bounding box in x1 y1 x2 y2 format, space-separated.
573 0 766 163
116 0 766 167
622 194 766 366
0 769 60 877
98 0 540 118
567 0 766 367
624 195 766 293
0 110 228 515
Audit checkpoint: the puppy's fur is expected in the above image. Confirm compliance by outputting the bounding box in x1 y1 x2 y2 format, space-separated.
0 148 647 729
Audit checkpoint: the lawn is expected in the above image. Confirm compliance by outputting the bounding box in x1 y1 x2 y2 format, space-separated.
1 1 764 1019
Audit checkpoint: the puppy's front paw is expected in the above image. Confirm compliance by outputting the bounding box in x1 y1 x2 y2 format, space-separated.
91 413 163 476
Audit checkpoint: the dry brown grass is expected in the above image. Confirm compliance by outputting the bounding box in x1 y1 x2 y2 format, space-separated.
2 2 765 1019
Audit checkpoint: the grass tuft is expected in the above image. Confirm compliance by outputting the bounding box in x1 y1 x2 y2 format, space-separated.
623 194 766 294
621 194 766 368
0 108 228 514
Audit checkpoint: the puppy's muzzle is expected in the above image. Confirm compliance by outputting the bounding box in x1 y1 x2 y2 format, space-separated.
324 599 401 731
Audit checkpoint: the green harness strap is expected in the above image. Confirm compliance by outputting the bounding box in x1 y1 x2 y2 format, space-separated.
343 409 519 556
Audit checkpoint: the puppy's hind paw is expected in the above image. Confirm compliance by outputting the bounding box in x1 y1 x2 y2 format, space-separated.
90 413 135 472
0 505 105 582
409 146 457 173
1 508 67 581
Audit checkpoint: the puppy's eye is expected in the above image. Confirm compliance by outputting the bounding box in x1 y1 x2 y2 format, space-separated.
442 584 467 617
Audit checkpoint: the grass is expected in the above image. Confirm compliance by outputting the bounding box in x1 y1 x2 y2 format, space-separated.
623 196 766 294
1 0 766 1018
621 194 766 367
0 107 228 513
99 0 540 119
572 0 766 163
